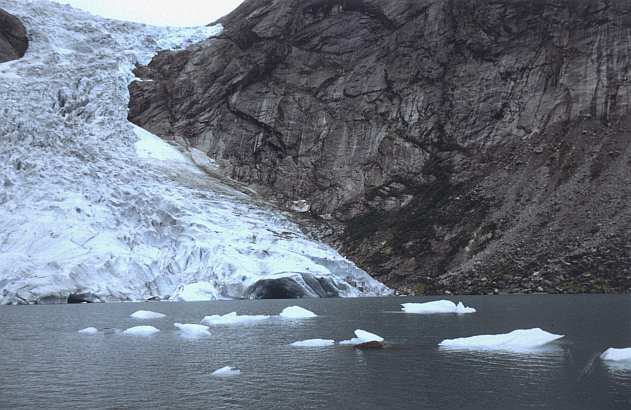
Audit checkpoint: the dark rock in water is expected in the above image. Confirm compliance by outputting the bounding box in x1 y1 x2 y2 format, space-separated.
246 272 341 299
0 8 28 63
354 341 385 349
129 0 631 295
67 292 99 304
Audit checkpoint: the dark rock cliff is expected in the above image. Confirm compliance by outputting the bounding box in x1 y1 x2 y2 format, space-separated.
129 0 631 295
0 8 28 63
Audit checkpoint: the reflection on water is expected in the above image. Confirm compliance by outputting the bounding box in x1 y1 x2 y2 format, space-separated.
1 295 631 409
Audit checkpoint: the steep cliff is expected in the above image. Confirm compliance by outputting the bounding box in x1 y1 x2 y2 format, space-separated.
0 8 28 62
129 0 631 295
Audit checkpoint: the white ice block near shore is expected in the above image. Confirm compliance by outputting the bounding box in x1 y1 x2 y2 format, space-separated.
439 328 564 351
212 366 240 377
280 306 317 319
340 329 384 346
290 339 335 347
601 347 631 362
401 300 476 314
78 327 98 334
201 312 270 325
130 310 166 320
123 325 160 336
174 323 210 337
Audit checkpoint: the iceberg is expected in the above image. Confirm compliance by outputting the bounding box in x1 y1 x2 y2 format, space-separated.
212 366 241 377
130 310 166 320
201 312 270 326
401 300 476 314
174 323 210 337
279 306 317 319
439 328 564 351
123 325 160 336
340 329 385 347
601 347 631 362
78 327 98 334
290 339 335 347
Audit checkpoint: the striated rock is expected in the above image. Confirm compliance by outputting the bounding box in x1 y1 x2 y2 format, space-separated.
129 0 631 294
0 8 27 62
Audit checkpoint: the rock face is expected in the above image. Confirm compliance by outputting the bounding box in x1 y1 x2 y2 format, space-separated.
129 0 631 295
0 8 27 62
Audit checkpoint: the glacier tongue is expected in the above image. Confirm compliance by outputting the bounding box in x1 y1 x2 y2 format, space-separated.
0 0 390 304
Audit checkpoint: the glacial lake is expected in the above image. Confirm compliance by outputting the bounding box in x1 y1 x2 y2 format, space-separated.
1 295 630 409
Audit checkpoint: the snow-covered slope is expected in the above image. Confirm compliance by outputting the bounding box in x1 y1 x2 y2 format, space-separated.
0 0 390 304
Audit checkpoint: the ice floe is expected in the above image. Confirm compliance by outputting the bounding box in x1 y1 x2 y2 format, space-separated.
130 310 166 320
123 325 160 336
340 329 385 346
401 300 476 314
601 347 631 362
78 327 98 334
212 366 241 377
174 323 210 337
279 306 317 319
439 328 564 351
290 339 335 347
201 312 270 326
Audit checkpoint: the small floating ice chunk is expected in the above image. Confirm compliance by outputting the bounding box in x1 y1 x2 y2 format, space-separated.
280 306 317 319
78 327 98 334
401 300 476 314
174 323 210 337
340 329 384 346
601 347 631 362
123 325 160 336
130 310 166 320
290 339 335 347
439 328 564 351
201 312 270 326
212 366 241 377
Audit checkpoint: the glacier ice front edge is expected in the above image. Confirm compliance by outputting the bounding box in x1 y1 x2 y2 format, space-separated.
0 0 390 305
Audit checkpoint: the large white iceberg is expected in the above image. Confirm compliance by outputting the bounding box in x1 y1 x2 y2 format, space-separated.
279 306 317 319
123 325 160 336
0 0 391 305
439 328 564 351
212 366 241 377
174 323 210 337
290 339 335 347
401 300 476 314
601 347 631 362
130 310 166 320
340 329 384 346
201 312 270 326
78 327 98 335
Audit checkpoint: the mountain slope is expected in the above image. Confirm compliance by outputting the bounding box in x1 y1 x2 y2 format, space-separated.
0 0 388 304
129 0 631 294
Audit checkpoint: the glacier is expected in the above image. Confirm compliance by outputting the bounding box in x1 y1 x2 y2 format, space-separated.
0 0 390 304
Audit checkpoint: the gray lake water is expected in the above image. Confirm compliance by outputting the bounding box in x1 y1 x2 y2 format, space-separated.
1 295 631 409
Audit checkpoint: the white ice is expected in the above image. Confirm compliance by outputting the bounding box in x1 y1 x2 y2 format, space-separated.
78 326 98 334
201 312 270 326
290 339 335 347
174 323 210 337
279 306 317 319
130 310 166 319
601 347 631 362
212 366 240 377
0 0 391 305
401 300 476 314
439 328 564 351
123 325 160 336
340 329 384 345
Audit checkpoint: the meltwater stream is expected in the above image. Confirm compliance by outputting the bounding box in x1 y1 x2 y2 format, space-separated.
1 295 630 409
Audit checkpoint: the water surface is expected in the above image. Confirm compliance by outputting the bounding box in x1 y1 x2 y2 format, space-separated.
1 295 630 409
